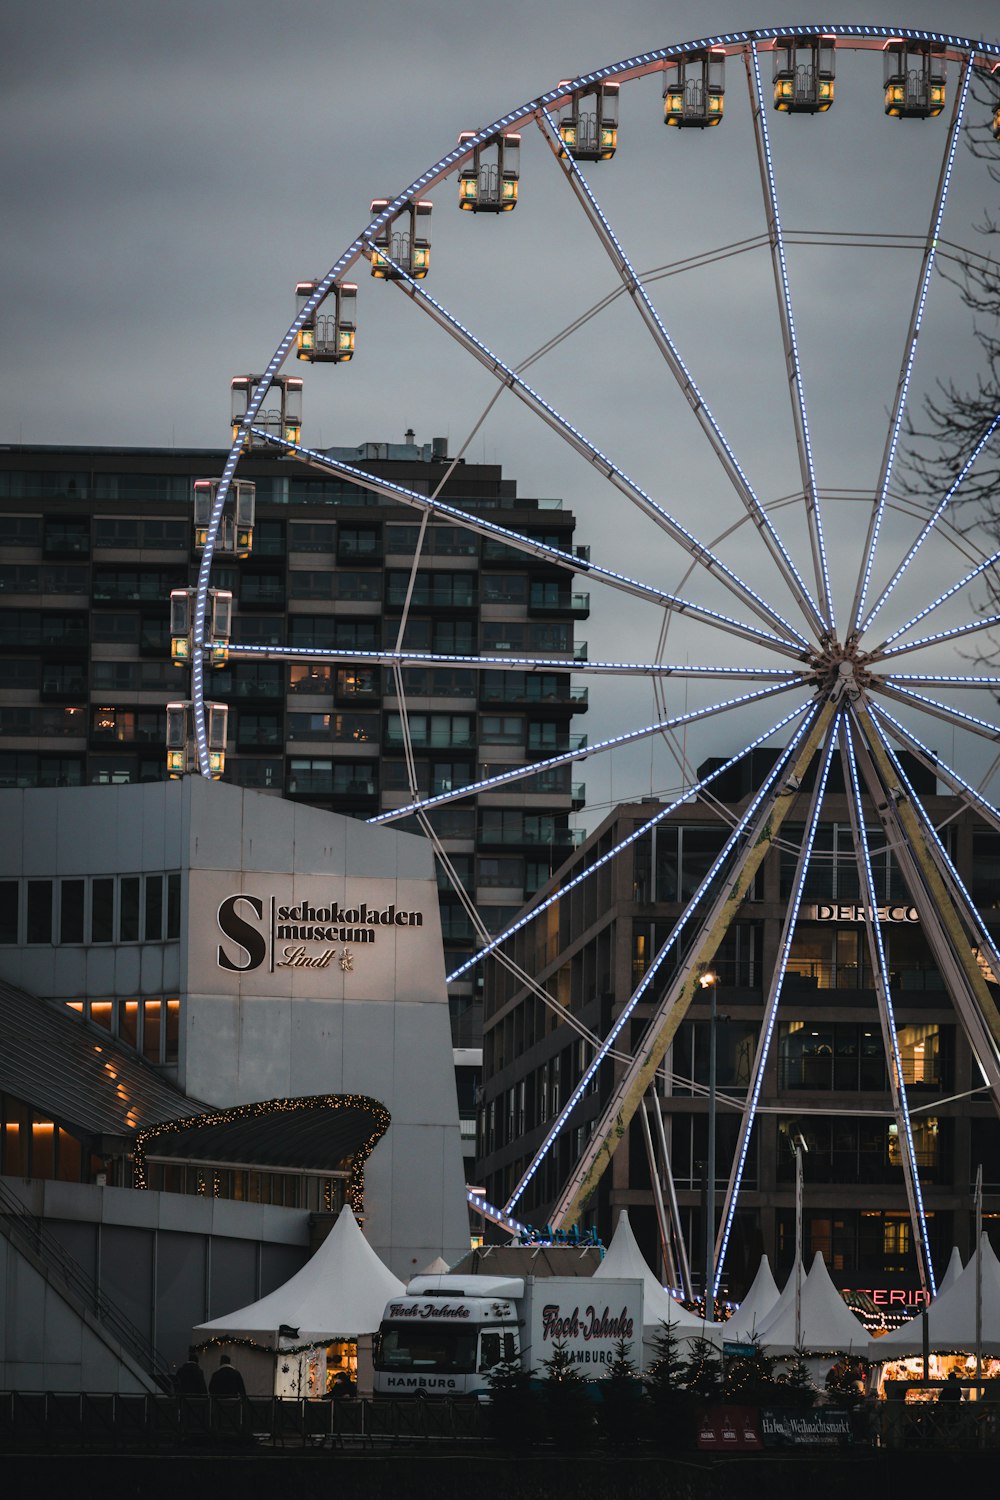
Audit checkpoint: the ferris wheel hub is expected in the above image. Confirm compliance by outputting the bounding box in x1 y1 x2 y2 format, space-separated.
806 637 879 700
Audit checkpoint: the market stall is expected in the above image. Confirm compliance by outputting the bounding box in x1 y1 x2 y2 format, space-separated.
192 1204 404 1396
868 1236 1000 1398
755 1252 868 1386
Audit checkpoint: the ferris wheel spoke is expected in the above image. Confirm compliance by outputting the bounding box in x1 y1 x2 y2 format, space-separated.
866 713 1000 1070
254 429 810 657
714 719 841 1294
850 54 973 635
870 702 1000 833
534 107 825 641
859 412 1000 639
872 681 1000 744
366 251 811 648
547 696 840 1228
877 611 1000 662
746 42 834 636
876 545 1000 653
372 680 805 825
447 697 814 986
226 641 802 682
880 674 1000 688
504 700 824 1216
840 715 936 1293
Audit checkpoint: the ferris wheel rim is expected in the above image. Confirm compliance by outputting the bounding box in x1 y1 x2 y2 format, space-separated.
190 24 1000 1288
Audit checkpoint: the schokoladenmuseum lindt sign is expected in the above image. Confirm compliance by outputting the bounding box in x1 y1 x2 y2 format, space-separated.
215 882 425 978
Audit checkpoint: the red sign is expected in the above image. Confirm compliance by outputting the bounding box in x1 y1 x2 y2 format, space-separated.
696 1406 763 1451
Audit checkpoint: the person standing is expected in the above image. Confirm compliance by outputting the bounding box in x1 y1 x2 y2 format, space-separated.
174 1349 207 1394
208 1353 246 1397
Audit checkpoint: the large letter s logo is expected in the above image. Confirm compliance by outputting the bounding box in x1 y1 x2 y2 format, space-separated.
217 894 266 972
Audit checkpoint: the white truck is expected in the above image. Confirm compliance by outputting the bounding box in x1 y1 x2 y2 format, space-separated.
373 1272 644 1399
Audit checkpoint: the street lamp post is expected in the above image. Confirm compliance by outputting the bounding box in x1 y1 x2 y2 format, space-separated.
701 971 718 1308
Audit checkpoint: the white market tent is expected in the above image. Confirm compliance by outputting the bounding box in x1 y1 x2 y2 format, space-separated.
937 1245 964 1298
751 1255 801 1343
594 1210 723 1346
755 1252 867 1356
867 1236 1000 1360
193 1204 405 1344
726 1256 780 1343
415 1256 451 1278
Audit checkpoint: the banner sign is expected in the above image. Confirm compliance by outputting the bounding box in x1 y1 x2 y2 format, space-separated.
760 1408 852 1446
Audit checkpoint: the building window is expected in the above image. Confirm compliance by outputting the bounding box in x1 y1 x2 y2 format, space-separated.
972 828 1000 908
60 879 85 943
385 714 474 749
0 882 19 944
91 879 114 942
119 877 140 942
26 881 53 944
288 664 332 696
65 995 181 1065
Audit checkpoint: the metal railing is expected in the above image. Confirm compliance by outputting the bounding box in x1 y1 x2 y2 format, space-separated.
0 1179 173 1393
0 1393 487 1451
4 1391 1000 1453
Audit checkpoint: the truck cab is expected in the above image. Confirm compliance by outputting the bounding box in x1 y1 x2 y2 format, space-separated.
374 1275 523 1399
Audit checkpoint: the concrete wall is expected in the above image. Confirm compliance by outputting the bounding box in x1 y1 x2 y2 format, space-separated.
0 1177 310 1385
0 1234 152 1394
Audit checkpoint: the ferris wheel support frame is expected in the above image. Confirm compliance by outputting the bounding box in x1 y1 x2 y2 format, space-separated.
713 714 842 1293
548 688 841 1230
840 714 935 1293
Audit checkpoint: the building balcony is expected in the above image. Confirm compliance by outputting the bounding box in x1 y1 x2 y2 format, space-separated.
528 590 590 619
526 729 587 755
479 682 588 711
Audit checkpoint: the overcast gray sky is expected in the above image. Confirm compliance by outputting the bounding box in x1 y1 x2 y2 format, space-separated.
3 2 999 816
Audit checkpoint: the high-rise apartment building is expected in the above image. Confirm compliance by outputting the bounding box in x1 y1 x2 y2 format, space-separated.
0 440 589 1168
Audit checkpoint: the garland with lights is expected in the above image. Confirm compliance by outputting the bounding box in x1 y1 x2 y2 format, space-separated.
133 1092 391 1211
192 1333 348 1357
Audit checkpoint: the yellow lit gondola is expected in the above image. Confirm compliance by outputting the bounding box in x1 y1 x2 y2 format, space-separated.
369 199 432 279
772 35 836 113
557 82 619 160
458 131 520 211
295 280 358 363
663 49 725 128
231 375 303 454
193 477 256 557
883 40 946 119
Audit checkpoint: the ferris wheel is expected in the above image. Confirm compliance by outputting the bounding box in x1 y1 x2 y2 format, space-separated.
186 25 1000 1297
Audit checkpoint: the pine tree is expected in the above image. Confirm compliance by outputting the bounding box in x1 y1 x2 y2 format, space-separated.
683 1335 723 1402
485 1357 540 1447
776 1347 818 1409
645 1318 686 1391
600 1336 644 1448
644 1320 696 1448
539 1341 594 1450
722 1337 780 1407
